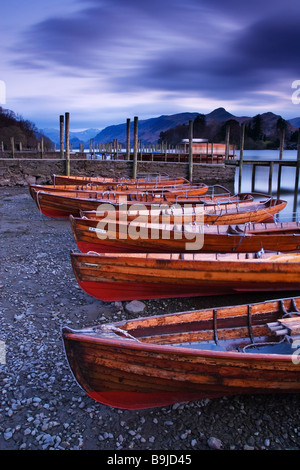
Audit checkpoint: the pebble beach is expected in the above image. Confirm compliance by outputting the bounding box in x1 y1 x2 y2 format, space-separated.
1 186 300 452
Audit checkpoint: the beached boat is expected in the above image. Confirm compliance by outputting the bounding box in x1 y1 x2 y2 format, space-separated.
70 215 300 254
31 189 285 223
62 296 300 409
70 251 300 301
29 182 209 199
30 187 217 219
82 195 287 226
52 174 188 186
29 182 194 197
89 195 286 225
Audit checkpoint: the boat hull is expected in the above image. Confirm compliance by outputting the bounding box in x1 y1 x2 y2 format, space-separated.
85 391 211 410
70 216 300 254
70 252 300 301
62 293 300 410
33 190 287 225
75 279 239 301
29 182 208 198
52 174 188 186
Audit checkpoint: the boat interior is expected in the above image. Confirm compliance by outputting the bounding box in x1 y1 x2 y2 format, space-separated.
81 297 300 356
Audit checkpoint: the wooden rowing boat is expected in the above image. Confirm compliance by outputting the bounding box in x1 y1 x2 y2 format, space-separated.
31 189 285 223
70 251 300 301
29 182 209 199
70 215 300 254
85 195 287 226
29 182 195 197
52 174 188 186
78 185 251 209
30 188 215 218
62 295 300 409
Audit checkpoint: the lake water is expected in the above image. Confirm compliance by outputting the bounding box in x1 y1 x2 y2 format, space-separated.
234 150 300 221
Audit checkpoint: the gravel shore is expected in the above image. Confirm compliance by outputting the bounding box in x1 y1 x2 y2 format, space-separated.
0 186 300 452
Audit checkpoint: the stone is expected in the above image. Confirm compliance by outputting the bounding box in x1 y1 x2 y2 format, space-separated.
4 431 13 440
207 436 223 450
125 300 146 314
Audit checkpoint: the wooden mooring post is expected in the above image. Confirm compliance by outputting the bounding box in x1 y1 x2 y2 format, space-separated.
234 126 300 218
133 116 138 178
10 137 15 158
238 123 245 193
188 120 193 182
40 137 44 158
277 126 285 199
268 161 274 194
90 138 95 158
126 118 130 161
225 124 230 160
60 115 64 159
65 112 70 176
293 129 300 214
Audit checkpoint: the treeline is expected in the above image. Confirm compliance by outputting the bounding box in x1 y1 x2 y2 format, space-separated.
0 107 52 150
158 114 299 150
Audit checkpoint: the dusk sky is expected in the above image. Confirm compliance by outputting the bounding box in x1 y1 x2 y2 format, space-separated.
2 0 300 131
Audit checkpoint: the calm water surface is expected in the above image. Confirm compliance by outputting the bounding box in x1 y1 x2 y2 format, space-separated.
234 150 300 221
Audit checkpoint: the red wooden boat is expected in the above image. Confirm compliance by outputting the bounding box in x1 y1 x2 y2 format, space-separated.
70 215 300 254
30 187 218 219
62 296 300 409
31 188 285 223
85 195 287 226
29 181 208 198
70 251 300 301
52 174 188 186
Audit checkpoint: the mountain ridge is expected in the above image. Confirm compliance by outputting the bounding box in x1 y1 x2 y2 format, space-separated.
40 108 300 146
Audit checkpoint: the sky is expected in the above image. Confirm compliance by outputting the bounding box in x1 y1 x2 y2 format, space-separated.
2 0 300 131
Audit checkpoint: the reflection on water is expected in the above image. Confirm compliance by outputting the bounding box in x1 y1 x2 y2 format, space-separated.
234 150 300 221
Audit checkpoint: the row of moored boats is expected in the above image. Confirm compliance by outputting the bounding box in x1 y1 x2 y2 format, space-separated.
29 173 300 409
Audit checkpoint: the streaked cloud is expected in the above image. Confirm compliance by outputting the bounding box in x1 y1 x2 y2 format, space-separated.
2 0 300 129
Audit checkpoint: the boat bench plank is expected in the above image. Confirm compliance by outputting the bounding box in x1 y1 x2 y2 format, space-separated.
267 316 300 337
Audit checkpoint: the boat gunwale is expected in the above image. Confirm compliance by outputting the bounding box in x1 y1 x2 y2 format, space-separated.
70 214 300 237
33 188 285 208
62 295 300 362
70 250 300 269
61 327 298 362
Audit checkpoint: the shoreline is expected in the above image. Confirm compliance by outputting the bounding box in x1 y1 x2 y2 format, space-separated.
0 186 299 451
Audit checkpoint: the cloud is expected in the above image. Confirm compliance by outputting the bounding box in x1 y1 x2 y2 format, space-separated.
107 9 300 103
5 0 300 127
9 0 228 73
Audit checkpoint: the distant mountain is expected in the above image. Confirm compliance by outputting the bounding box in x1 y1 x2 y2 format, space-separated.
42 109 300 148
258 112 287 135
288 117 300 128
93 113 200 145
92 108 262 144
41 128 100 146
205 107 236 123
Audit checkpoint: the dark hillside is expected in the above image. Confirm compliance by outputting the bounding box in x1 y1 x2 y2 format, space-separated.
0 107 52 150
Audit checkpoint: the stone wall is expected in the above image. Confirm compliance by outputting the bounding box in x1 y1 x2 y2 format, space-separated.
0 158 236 192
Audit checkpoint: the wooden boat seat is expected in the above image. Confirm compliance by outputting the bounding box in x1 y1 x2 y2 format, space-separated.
266 298 300 342
267 316 300 343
